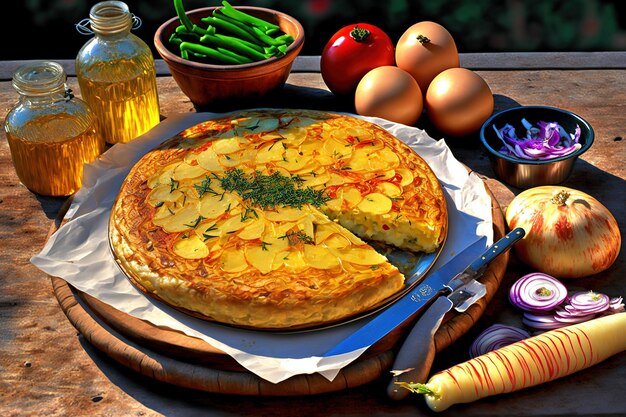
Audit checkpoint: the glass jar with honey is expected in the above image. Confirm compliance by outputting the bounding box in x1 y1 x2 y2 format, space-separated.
4 61 104 197
76 0 160 145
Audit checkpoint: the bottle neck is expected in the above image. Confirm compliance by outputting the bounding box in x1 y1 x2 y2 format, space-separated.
89 1 133 36
12 61 68 101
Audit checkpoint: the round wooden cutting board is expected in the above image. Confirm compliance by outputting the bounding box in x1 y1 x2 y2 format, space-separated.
49 180 507 396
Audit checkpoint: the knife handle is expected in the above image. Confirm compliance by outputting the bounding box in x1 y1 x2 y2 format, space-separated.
386 296 454 401
467 227 525 274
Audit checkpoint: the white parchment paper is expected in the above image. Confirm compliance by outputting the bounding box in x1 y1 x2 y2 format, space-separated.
31 110 493 384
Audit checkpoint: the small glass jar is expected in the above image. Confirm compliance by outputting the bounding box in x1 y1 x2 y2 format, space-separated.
4 61 104 197
76 1 160 145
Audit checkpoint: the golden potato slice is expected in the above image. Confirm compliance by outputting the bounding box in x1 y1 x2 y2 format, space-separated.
221 211 253 234
342 187 363 208
396 167 414 187
299 170 331 188
245 245 274 274
154 203 201 233
314 223 336 244
147 185 185 207
348 148 372 172
238 218 266 240
147 161 181 188
172 161 207 181
197 148 224 172
303 245 340 269
322 137 352 160
219 151 250 168
282 250 309 272
358 192 393 215
256 140 286 164
332 247 387 266
264 207 307 222
323 234 351 249
278 126 308 145
376 181 402 197
276 148 313 172
219 248 248 273
198 192 239 219
370 148 400 170
212 137 241 154
173 234 209 259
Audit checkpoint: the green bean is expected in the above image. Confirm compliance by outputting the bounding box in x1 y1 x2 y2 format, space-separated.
179 42 249 65
169 33 183 45
174 0 194 32
170 0 293 64
220 0 279 32
199 32 268 61
211 10 269 45
191 24 208 36
216 47 253 64
201 15 259 45
251 26 285 47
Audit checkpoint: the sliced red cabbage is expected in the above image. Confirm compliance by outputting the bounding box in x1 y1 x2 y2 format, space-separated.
492 118 582 160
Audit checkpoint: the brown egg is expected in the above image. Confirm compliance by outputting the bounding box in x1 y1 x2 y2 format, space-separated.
354 66 423 126
425 68 494 137
396 21 459 95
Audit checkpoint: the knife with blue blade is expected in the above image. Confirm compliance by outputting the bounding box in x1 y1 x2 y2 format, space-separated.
323 227 525 358
387 227 525 400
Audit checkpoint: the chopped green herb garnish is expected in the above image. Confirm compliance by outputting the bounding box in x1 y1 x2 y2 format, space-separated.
240 206 259 221
184 215 205 229
202 223 218 241
218 168 330 209
169 177 180 192
194 175 218 198
279 230 314 246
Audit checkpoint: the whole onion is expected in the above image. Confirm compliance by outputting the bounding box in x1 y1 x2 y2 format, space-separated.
505 186 621 278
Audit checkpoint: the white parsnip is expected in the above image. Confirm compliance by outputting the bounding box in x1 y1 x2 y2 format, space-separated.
397 312 626 412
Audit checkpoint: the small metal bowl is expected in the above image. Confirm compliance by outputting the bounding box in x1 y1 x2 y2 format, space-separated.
479 105 594 189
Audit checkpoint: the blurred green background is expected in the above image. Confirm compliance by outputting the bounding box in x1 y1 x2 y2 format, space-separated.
6 0 626 61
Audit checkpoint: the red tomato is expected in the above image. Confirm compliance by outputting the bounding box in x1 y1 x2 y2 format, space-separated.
320 23 395 96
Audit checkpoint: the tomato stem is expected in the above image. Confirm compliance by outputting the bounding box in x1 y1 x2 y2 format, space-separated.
350 26 371 42
416 34 431 44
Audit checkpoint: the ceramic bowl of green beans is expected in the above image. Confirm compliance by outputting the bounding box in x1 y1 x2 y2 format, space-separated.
154 1 304 109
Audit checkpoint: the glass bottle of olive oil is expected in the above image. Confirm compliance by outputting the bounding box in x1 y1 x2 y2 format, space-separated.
4 61 104 197
76 1 160 145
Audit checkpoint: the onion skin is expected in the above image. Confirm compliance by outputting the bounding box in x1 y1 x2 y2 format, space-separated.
505 186 621 278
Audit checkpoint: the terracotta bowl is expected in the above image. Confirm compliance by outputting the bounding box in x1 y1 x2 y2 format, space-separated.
154 6 304 109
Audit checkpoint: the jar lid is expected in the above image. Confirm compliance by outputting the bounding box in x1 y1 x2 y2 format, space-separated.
89 1 133 35
12 61 66 96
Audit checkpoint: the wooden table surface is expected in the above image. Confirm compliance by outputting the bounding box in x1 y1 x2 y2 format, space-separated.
1 52 625 417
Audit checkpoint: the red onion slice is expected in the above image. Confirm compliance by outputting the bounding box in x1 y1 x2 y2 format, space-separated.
469 324 530 358
521 315 564 330
569 291 610 311
609 297 625 313
509 272 568 312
